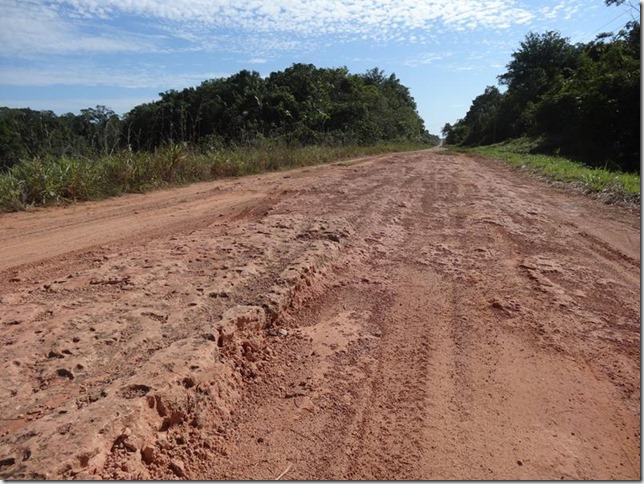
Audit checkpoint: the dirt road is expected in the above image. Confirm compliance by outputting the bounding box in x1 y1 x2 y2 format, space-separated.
0 149 639 480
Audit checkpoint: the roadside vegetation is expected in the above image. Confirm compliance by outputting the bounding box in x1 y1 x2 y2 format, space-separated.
442 0 640 179
0 141 429 212
454 138 640 203
0 63 439 212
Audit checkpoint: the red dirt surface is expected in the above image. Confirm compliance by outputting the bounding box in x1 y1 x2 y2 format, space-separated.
0 149 639 480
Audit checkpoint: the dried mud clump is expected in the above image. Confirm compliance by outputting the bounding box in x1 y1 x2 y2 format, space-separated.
0 212 351 480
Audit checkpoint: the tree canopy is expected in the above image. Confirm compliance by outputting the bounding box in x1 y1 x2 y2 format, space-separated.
0 64 435 171
0 106 120 170
443 10 640 172
124 64 432 150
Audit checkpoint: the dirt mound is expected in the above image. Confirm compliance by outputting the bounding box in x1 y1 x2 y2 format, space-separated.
0 208 352 479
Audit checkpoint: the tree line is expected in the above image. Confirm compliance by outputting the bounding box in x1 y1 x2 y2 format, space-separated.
0 105 122 171
0 64 437 171
442 5 639 172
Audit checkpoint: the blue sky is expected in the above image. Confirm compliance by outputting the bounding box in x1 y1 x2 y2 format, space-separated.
0 0 637 136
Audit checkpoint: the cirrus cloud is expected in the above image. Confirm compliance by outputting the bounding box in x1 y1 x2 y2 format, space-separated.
4 0 538 57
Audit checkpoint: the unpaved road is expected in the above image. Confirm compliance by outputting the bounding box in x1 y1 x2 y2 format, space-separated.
0 149 639 480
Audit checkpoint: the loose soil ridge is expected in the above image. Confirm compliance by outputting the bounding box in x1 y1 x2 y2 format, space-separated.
0 150 639 480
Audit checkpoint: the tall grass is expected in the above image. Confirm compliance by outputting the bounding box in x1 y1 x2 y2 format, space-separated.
454 138 640 203
0 141 428 212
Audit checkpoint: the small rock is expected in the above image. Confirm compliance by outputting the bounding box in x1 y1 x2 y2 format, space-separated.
491 299 504 309
169 459 185 477
56 368 74 380
123 440 137 452
277 328 288 337
79 453 91 467
141 445 155 465
285 389 307 399
326 233 341 243
0 456 16 468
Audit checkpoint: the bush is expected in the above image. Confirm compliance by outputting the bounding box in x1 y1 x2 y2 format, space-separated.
0 141 430 212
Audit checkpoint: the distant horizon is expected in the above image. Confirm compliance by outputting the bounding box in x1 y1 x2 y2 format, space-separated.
0 0 636 136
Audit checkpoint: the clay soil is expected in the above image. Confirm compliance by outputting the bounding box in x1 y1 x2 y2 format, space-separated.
0 149 639 480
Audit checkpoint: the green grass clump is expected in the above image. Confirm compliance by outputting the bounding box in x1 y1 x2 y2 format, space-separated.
455 139 640 201
0 141 429 212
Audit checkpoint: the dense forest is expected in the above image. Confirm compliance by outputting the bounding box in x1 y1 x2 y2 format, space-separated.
442 3 640 173
0 64 436 171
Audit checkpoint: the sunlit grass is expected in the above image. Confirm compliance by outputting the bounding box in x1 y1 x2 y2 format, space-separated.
0 141 429 212
454 139 640 200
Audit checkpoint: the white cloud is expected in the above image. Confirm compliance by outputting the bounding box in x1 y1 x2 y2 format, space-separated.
449 65 475 72
0 0 588 91
538 0 582 21
9 0 542 57
3 1 597 61
0 63 228 89
404 52 451 67
0 0 160 57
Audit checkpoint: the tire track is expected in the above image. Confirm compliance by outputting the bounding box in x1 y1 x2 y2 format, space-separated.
0 149 639 480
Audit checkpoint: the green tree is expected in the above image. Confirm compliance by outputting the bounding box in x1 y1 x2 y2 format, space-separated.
461 86 503 145
77 105 122 155
535 20 640 170
3 63 435 162
0 107 118 170
498 31 580 136
443 119 469 145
